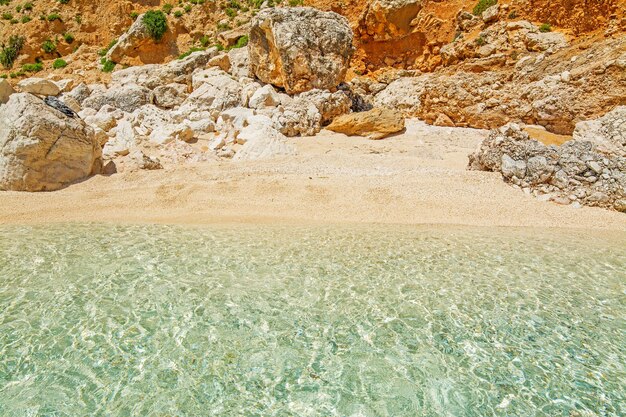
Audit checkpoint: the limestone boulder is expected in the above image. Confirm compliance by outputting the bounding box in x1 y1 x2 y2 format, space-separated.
82 84 154 112
326 108 405 139
233 125 297 161
111 48 219 89
0 93 102 191
248 7 354 94
153 83 188 109
573 106 626 157
0 79 14 104
17 78 61 96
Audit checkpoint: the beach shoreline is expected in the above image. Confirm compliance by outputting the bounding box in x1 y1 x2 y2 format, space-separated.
1 120 625 231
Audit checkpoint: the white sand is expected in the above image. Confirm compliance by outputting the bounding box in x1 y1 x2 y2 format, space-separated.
1 120 625 230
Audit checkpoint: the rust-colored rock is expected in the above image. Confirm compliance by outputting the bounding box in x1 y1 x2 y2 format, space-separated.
327 108 405 139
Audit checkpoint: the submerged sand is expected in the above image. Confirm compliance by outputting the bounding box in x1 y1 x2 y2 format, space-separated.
0 120 624 230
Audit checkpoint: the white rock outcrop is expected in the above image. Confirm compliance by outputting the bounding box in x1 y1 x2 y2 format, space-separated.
0 93 102 191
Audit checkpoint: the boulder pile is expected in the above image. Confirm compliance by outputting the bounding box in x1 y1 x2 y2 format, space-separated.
469 122 626 212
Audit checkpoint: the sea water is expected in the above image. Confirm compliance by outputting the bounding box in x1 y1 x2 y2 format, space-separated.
0 224 624 416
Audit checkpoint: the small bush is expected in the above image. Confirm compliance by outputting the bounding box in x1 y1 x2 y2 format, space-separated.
174 10 183 17
22 62 43 72
23 2 33 11
42 39 57 53
0 0 11 5
475 36 486 46
199 35 211 47
508 10 517 19
231 35 248 49
47 13 62 22
539 23 552 33
162 3 173 14
21 15 31 23
143 10 168 41
472 0 497 16
2 13 13 20
57 0 70 4
101 59 116 72
53 58 67 69
98 38 117 56
130 11 139 19
63 33 75 43
0 35 25 69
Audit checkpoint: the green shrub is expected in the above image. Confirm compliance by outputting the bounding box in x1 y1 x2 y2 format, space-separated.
47 13 62 21
53 58 67 69
162 3 173 14
508 10 517 19
0 0 11 6
232 35 248 49
472 0 497 16
23 2 33 10
0 35 25 69
475 36 486 46
539 23 552 32
199 35 211 47
57 0 69 4
21 15 31 23
101 59 116 72
75 14 82 24
143 10 168 41
130 11 139 19
42 39 57 53
22 62 43 72
184 5 191 13
63 33 75 43
174 10 183 17
2 13 13 20
15 5 21 12
10 18 17 24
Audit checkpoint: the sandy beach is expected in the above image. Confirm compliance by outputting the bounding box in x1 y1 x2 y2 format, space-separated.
0 120 624 230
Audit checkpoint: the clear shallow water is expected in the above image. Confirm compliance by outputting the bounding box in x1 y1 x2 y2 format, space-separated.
0 224 625 417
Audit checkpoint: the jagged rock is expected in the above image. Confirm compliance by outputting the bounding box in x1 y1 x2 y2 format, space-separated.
482 5 499 23
149 124 194 145
524 31 568 52
0 79 15 104
178 69 242 120
17 78 61 96
218 27 249 48
374 77 425 114
208 53 231 72
573 106 626 157
228 47 250 79
111 49 219 89
326 108 405 139
360 0 423 41
233 124 297 161
0 93 102 191
65 83 91 105
248 84 281 109
248 7 354 94
469 123 626 212
83 105 122 132
83 84 154 112
153 83 188 109
54 79 74 93
297 90 352 126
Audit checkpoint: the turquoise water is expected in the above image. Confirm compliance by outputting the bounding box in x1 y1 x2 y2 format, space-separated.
0 224 625 416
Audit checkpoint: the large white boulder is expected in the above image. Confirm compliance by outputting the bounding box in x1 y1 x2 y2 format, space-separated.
0 93 102 191
248 7 354 94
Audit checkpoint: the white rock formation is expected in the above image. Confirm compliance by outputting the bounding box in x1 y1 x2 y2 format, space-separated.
0 93 102 191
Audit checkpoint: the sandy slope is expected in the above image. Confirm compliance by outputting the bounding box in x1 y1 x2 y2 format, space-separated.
0 120 624 230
